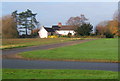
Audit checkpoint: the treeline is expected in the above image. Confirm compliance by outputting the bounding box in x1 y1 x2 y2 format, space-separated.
95 11 119 38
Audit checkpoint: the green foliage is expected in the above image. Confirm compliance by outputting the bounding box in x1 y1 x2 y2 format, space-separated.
12 9 39 36
75 23 93 36
67 32 72 38
105 32 114 38
31 28 40 37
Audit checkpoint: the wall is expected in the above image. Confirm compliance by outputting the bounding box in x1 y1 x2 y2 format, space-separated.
38 27 48 38
56 30 75 35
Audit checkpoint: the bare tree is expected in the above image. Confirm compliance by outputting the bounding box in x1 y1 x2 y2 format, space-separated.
66 14 88 26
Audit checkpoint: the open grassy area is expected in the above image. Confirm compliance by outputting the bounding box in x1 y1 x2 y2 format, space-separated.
20 38 118 62
2 69 118 79
1 38 79 49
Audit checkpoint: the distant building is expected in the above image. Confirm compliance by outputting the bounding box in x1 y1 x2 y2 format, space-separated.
44 27 55 35
38 26 48 38
52 23 75 35
38 23 76 38
56 25 75 35
38 26 56 38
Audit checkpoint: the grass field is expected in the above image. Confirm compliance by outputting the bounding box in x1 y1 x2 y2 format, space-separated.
20 38 118 62
1 38 79 49
2 69 118 79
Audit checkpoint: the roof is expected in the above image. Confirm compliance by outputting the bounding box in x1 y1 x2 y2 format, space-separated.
59 25 75 30
52 25 60 30
44 27 55 32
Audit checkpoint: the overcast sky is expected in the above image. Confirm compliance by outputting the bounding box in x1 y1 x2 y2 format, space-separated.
2 2 118 29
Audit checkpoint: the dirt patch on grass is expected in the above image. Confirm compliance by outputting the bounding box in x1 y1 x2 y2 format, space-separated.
3 53 119 63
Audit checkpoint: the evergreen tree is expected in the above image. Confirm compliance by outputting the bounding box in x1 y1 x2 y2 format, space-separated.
75 23 93 36
12 9 39 37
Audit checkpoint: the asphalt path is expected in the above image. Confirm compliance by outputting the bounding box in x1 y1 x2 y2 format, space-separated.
3 59 118 71
2 39 119 71
2 39 95 55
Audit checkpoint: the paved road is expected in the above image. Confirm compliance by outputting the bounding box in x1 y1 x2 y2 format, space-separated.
3 59 118 71
2 39 119 71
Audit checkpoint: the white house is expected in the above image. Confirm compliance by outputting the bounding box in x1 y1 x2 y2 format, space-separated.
38 26 48 38
38 23 76 38
38 26 55 38
56 25 75 35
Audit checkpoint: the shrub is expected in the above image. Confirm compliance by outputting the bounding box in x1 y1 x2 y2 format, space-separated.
68 32 72 38
48 35 58 38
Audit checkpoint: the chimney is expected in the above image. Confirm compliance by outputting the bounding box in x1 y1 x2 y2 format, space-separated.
58 22 62 27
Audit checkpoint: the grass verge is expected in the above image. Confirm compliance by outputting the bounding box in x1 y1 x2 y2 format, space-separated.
19 38 118 62
1 38 80 49
2 69 118 79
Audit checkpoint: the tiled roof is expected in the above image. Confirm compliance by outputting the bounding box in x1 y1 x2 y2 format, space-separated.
59 25 75 30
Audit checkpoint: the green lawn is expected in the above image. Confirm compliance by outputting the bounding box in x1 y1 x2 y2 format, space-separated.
20 38 118 62
2 69 118 79
1 38 79 49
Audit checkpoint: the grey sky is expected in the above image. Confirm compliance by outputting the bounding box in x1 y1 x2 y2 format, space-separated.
2 2 118 29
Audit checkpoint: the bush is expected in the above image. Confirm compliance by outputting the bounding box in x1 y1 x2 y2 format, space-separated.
48 35 58 38
105 33 114 38
68 32 72 38
31 28 40 38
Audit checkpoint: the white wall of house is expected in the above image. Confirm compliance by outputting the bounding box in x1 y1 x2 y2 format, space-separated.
38 26 48 38
56 30 75 35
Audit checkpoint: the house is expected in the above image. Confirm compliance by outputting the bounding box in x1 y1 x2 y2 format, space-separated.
56 25 75 35
38 26 56 38
38 26 48 38
44 27 55 35
52 22 75 36
38 23 76 38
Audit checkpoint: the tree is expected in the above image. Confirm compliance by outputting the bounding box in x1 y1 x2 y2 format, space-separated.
75 23 93 36
31 28 40 37
95 20 118 38
66 14 93 36
2 15 19 38
12 9 39 36
0 18 2 38
107 20 118 36
67 32 72 38
66 14 88 27
95 21 109 36
112 10 120 36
